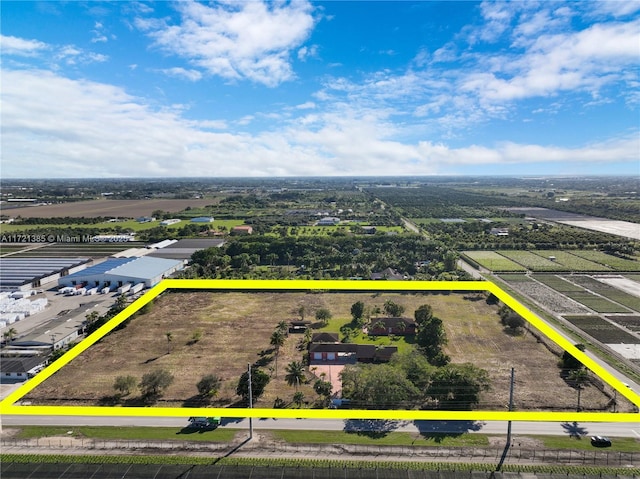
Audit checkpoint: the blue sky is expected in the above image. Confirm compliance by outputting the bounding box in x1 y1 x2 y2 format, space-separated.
1 1 638 178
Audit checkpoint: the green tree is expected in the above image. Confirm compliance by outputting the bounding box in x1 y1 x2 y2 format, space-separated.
340 364 419 408
293 391 305 408
270 329 286 377
2 327 18 344
350 301 365 322
276 320 289 334
560 344 586 370
313 379 332 398
568 368 589 412
197 374 221 400
84 311 100 326
285 360 306 391
416 316 449 365
236 368 270 402
315 308 332 326
414 304 433 326
383 300 405 317
427 363 490 410
139 369 174 401
113 294 127 312
443 250 459 271
113 375 137 396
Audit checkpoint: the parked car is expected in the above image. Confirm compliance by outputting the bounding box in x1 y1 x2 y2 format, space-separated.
188 416 221 429
590 436 612 447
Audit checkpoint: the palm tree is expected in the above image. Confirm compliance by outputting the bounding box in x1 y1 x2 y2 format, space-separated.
270 329 286 377
285 361 305 391
569 368 589 412
276 320 288 334
293 391 305 408
3 327 18 344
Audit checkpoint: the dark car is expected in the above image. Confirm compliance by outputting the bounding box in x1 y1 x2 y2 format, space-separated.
590 436 612 447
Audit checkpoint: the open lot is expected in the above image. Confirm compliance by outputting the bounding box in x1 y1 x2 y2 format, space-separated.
23 290 621 411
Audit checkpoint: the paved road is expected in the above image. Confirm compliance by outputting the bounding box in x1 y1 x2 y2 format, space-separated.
2 415 639 439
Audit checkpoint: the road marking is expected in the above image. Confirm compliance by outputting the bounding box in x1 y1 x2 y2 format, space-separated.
632 429 640 438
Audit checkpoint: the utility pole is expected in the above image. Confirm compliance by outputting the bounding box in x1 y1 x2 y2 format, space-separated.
497 367 515 471
247 363 253 440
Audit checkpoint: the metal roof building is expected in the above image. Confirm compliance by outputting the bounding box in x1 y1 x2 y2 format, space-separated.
147 238 225 260
0 257 91 292
58 256 184 289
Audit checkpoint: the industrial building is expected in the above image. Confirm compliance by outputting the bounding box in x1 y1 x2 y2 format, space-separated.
58 256 184 290
147 238 225 260
0 257 92 292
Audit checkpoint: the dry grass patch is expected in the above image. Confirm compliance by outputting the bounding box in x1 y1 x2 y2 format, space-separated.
25 290 622 411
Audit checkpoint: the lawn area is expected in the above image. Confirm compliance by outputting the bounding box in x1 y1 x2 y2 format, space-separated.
12 426 238 442
2 218 246 233
269 429 490 447
533 435 640 453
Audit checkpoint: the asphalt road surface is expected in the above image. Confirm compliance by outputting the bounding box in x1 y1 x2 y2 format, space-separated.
2 415 639 439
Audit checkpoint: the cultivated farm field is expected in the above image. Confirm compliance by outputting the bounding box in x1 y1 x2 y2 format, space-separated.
24 290 621 412
461 251 526 272
4 199 215 218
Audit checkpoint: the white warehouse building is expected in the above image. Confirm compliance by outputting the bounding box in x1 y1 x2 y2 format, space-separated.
58 256 184 290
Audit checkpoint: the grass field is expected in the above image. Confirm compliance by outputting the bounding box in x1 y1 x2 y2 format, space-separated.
24 291 619 412
570 251 640 272
497 274 534 283
461 251 526 272
12 426 238 442
563 315 640 344
3 242 148 258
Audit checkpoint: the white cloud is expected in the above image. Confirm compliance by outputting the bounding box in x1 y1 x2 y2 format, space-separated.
0 35 48 56
297 44 318 61
55 45 109 65
137 1 316 87
2 69 637 178
160 67 203 82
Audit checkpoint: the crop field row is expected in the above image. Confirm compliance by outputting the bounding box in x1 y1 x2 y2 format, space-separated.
561 291 630 314
529 251 612 271
605 315 640 333
567 276 640 313
499 251 568 272
499 280 591 315
461 251 526 272
563 315 640 344
533 275 584 292
467 250 639 273
497 274 533 283
570 251 640 271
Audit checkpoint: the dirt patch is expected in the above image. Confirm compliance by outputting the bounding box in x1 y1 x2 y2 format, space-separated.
24 291 624 411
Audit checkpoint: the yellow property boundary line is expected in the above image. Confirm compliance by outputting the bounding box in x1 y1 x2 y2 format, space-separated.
1 279 638 422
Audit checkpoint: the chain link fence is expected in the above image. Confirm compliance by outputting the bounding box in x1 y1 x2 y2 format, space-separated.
1 437 637 468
